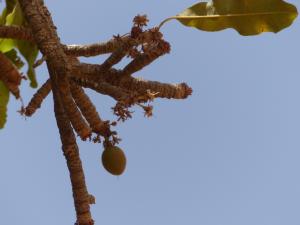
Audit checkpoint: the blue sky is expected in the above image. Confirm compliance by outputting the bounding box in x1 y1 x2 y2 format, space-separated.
1 1 300 225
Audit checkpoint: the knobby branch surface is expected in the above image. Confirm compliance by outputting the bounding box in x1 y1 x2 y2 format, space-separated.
0 25 34 42
18 0 94 224
1 1 192 224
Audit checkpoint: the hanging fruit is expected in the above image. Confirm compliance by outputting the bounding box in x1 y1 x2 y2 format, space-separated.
101 146 127 176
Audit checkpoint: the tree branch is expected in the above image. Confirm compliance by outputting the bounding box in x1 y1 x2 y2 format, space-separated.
70 83 111 137
24 78 51 116
0 25 34 42
18 0 94 224
53 88 94 225
71 63 192 100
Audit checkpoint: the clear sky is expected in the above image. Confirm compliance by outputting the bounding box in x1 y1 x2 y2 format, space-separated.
1 1 300 225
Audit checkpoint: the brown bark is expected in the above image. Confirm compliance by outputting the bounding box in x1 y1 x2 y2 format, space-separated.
53 89 94 225
0 52 22 98
70 64 192 100
24 78 51 116
0 25 34 42
70 83 110 136
4 1 192 224
18 0 94 224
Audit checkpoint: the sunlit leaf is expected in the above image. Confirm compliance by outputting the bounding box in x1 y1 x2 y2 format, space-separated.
173 0 298 35
0 2 24 52
0 2 38 87
0 39 15 53
5 2 23 26
0 81 10 129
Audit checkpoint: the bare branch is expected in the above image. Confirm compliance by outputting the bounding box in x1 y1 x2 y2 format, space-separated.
72 76 128 101
53 89 94 225
18 1 94 224
24 78 51 116
0 25 34 42
64 36 137 57
71 63 192 100
70 83 111 136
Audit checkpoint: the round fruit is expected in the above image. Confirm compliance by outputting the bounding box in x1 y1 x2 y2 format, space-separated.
101 146 126 175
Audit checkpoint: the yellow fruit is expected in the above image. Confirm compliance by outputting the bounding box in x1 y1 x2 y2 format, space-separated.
101 146 126 175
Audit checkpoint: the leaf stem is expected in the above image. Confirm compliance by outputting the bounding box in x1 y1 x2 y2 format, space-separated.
158 17 177 30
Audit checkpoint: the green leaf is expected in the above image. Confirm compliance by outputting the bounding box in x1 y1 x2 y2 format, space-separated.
0 39 15 53
0 2 24 52
171 0 298 36
0 81 10 129
0 8 8 25
0 0 18 25
4 49 25 69
17 40 39 88
5 0 18 14
0 2 39 87
5 2 23 26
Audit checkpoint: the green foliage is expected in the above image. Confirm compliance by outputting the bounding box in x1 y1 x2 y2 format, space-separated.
17 41 39 88
5 0 18 13
0 2 23 52
0 1 39 128
0 1 39 87
4 49 25 69
0 81 9 129
162 0 298 36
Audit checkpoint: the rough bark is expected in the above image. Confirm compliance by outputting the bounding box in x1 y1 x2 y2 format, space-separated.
1 2 192 224
18 0 94 224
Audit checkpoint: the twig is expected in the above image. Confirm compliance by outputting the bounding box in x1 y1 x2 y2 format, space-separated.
24 78 51 116
71 83 111 136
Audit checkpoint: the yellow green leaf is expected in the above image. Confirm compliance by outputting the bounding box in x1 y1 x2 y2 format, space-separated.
0 81 10 129
0 2 38 88
166 0 298 36
0 2 24 52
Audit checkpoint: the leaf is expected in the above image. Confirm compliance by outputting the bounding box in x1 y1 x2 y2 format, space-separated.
5 2 23 26
17 40 39 88
4 49 25 69
5 0 18 14
0 81 10 129
0 2 39 87
172 0 298 35
0 2 24 52
0 8 8 25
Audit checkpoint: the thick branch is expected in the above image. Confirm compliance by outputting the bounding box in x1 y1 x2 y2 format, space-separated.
64 36 137 57
0 25 34 42
53 88 93 225
18 0 94 224
0 25 132 57
72 63 192 100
